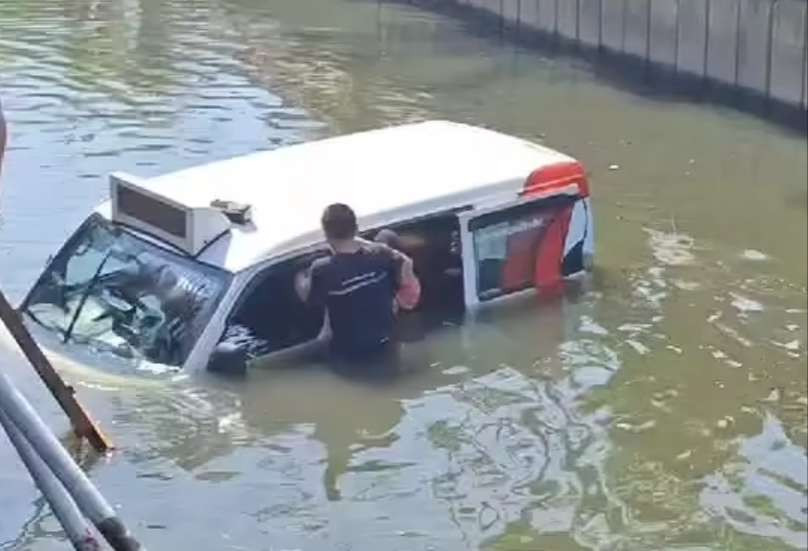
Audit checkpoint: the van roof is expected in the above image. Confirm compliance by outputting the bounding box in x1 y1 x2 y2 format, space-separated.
99 120 577 272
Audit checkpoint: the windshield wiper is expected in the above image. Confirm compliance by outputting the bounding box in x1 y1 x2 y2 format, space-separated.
63 250 113 344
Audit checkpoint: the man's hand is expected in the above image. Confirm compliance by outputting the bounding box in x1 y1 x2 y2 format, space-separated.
294 269 312 303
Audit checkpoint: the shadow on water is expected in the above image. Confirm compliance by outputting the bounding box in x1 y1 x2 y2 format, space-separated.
392 0 808 136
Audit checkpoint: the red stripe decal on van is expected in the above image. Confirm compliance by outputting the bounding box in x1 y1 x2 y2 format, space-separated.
533 206 573 289
523 161 589 198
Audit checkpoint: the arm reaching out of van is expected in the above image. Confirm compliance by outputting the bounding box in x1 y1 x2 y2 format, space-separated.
295 269 311 302
295 257 328 306
395 254 420 311
365 229 421 310
363 236 421 312
294 268 312 303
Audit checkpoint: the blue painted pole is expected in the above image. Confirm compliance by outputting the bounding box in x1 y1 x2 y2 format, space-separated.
0 370 143 550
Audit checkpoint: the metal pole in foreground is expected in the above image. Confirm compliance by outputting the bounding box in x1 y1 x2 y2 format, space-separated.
0 370 143 551
0 409 102 551
0 289 111 452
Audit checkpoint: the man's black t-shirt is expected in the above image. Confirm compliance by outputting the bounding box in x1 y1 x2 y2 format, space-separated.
308 243 401 358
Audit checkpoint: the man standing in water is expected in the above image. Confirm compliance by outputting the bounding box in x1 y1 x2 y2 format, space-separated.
295 203 418 364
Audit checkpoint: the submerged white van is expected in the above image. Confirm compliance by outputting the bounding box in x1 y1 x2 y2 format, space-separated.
19 121 594 373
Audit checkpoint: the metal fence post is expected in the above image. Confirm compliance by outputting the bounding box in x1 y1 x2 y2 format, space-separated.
674 0 681 74
704 0 712 80
621 0 628 52
765 0 776 99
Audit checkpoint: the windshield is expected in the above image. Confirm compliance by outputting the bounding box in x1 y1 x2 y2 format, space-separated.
23 214 231 369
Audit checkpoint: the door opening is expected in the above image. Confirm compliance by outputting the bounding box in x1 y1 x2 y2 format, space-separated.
364 213 465 335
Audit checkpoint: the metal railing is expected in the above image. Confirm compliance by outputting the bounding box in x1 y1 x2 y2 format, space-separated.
452 0 808 109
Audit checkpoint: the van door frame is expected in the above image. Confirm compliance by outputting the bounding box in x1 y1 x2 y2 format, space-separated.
196 206 476 369
201 245 332 368
457 189 581 309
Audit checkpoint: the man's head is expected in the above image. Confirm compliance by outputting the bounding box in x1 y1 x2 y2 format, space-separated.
321 203 357 242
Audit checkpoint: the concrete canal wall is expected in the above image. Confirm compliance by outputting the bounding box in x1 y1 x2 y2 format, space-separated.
435 0 808 111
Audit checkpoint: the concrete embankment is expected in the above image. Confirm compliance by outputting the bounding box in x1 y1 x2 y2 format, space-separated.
411 0 807 118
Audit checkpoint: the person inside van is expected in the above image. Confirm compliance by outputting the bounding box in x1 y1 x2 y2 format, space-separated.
294 203 418 362
373 228 421 313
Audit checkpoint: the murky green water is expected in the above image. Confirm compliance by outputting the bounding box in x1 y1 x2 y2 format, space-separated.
1 0 806 549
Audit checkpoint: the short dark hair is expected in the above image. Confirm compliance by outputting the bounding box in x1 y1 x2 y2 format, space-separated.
321 203 357 240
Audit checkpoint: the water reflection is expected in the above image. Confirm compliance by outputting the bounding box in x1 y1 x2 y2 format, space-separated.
0 0 806 549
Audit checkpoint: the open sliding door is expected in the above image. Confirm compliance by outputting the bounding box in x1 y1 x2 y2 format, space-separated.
458 194 593 308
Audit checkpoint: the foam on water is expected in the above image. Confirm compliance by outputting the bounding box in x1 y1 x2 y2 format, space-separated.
645 228 697 266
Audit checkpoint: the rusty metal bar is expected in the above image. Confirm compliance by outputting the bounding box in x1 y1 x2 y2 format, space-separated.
0 289 111 452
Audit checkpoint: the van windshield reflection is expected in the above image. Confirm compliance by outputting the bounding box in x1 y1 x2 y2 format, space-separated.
23 214 230 368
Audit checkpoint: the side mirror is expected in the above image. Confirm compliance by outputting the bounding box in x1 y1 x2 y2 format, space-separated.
207 342 247 376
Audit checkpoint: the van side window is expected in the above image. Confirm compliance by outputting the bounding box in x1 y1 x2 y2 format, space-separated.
220 252 327 358
470 198 575 301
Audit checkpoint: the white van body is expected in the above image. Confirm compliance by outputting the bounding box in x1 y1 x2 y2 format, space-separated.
20 121 594 372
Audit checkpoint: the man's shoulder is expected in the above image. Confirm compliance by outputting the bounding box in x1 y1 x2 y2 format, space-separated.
359 241 400 262
310 255 333 274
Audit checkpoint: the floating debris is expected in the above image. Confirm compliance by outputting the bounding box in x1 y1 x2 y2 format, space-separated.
741 249 768 261
707 311 722 323
645 228 696 266
771 339 800 351
615 419 656 433
625 340 649 355
676 449 693 461
608 164 620 171
618 323 652 332
442 365 470 376
730 293 764 313
762 388 781 402
713 322 753 347
673 279 701 291
579 315 609 336
716 416 734 430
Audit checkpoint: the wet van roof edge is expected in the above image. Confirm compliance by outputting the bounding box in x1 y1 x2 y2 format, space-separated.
96 120 577 272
